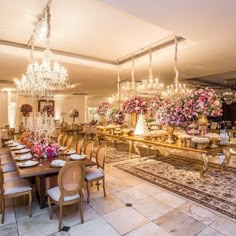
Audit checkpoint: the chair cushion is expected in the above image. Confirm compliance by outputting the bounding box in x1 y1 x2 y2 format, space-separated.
4 171 20 182
85 167 104 181
3 179 31 195
2 163 16 173
47 186 81 202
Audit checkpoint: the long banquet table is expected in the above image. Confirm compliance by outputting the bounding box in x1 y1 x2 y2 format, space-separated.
10 150 96 208
98 133 231 181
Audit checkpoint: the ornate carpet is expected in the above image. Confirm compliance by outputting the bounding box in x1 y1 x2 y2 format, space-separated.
115 155 236 219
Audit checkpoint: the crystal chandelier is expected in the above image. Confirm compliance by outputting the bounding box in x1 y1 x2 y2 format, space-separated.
14 2 69 98
137 47 164 94
121 56 140 98
162 36 191 97
222 90 236 105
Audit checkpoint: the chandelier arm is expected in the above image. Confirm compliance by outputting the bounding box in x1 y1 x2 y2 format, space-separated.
149 47 153 80
174 35 179 89
131 55 135 84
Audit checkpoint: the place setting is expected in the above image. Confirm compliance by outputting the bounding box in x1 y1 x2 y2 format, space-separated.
50 159 67 168
14 153 33 161
70 154 87 161
14 148 31 154
10 144 26 151
17 160 39 168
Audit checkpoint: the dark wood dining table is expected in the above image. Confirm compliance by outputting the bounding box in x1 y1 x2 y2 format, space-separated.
10 149 96 208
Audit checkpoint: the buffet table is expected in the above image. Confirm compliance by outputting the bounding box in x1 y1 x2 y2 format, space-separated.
10 150 96 208
98 133 231 181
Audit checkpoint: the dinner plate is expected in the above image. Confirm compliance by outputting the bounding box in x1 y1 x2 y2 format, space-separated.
10 145 25 150
70 154 86 160
18 160 39 168
14 153 33 161
8 143 19 147
59 146 67 151
64 149 76 155
14 148 31 154
51 160 67 167
5 140 14 144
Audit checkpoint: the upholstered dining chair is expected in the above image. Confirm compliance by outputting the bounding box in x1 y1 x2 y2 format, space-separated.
47 161 85 231
76 139 84 154
65 136 73 149
0 153 13 165
0 166 32 224
84 144 107 202
83 141 94 160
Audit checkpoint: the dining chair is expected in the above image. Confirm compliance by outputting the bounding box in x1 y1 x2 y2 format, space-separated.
57 133 63 145
0 166 32 224
83 141 94 160
84 144 106 202
0 153 13 165
62 134 68 147
65 136 73 149
76 139 84 154
47 161 85 231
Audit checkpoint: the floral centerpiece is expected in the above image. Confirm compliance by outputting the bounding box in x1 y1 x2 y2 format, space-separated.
183 87 222 120
108 107 125 125
149 95 164 113
41 104 54 116
69 109 79 123
123 96 148 114
20 104 33 116
96 102 111 115
44 143 60 158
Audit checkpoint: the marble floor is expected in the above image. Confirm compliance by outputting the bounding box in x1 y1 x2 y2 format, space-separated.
1 165 236 236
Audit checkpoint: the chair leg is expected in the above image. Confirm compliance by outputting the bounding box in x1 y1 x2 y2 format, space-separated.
28 192 32 217
79 200 84 224
86 181 90 203
48 197 53 220
102 177 106 198
97 180 99 191
58 205 63 231
1 198 5 224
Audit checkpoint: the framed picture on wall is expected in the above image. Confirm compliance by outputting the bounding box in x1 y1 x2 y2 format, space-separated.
38 100 54 115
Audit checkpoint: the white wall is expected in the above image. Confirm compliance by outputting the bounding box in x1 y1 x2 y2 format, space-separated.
0 92 9 127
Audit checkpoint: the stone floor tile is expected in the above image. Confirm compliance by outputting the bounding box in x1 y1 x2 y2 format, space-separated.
154 209 206 236
17 212 59 236
134 182 163 196
178 201 218 225
125 221 172 236
103 207 149 235
89 193 124 215
69 217 119 236
0 207 16 227
113 187 149 204
0 223 18 236
196 226 225 236
210 216 236 236
154 191 186 208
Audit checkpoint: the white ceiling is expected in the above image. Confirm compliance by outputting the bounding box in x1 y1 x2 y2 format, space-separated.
0 0 236 100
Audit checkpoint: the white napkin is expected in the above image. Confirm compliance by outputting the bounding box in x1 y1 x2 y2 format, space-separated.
51 160 66 166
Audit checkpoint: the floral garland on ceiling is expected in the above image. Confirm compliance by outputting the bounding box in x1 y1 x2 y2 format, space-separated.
123 96 148 114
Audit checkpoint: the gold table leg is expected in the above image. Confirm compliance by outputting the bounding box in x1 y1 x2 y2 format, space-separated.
221 149 231 174
133 142 141 161
200 153 209 181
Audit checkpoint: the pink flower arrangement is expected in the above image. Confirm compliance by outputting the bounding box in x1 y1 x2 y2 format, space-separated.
44 143 60 158
149 95 164 113
157 97 185 126
69 109 79 118
96 102 111 115
20 104 33 113
123 96 148 114
183 87 222 119
41 104 54 116
108 107 125 124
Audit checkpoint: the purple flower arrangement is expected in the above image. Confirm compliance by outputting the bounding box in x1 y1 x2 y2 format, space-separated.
123 96 148 114
108 107 125 124
149 95 164 113
41 104 54 116
96 102 111 115
69 109 79 118
20 104 33 113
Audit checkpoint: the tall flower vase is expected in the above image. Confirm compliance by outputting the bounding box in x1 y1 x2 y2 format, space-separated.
131 112 138 128
100 115 107 125
198 115 208 136
23 112 30 117
166 126 175 144
72 117 75 123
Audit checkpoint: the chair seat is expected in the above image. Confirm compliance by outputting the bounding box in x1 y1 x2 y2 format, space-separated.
0 155 12 165
3 179 31 195
2 163 16 173
47 186 81 202
85 167 104 181
4 171 20 182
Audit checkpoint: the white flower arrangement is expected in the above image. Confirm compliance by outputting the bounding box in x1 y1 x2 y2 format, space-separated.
191 137 210 144
178 134 191 139
205 133 221 139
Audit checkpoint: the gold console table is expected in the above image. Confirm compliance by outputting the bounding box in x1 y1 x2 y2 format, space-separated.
98 133 231 181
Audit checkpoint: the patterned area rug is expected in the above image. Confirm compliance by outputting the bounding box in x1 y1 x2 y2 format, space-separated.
115 155 236 219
